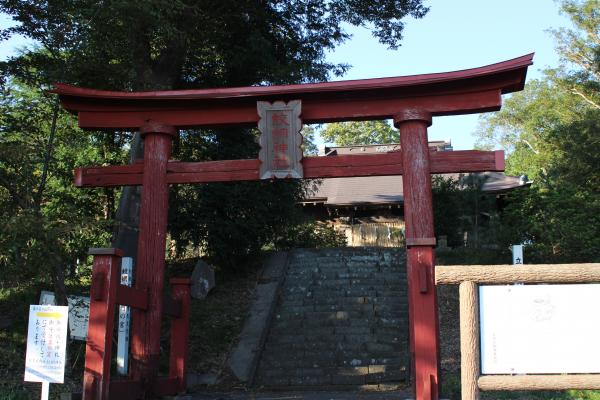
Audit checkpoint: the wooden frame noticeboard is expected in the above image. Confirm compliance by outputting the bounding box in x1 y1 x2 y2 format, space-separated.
436 263 600 400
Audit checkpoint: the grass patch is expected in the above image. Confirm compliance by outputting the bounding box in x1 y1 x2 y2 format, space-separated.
184 264 260 378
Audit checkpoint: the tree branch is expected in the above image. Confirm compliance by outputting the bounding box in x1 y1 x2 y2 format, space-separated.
520 139 540 154
35 96 60 211
571 87 600 110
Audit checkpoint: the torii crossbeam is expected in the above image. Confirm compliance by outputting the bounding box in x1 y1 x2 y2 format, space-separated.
53 53 533 400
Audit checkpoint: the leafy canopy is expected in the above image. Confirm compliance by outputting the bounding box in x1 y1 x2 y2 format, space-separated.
476 0 600 262
0 0 430 272
1 0 429 89
320 120 398 146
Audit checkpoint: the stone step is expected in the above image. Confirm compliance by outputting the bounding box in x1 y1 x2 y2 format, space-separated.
255 248 409 388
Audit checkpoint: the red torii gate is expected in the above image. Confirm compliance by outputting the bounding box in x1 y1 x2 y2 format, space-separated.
54 54 533 400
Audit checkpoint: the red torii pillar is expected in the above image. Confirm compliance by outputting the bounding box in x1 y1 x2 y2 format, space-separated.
130 122 177 382
395 110 439 398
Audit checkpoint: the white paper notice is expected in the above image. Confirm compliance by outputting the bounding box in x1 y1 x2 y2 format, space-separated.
480 284 600 374
39 291 89 341
24 305 69 383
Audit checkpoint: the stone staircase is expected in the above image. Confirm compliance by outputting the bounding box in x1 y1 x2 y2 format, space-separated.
255 248 409 389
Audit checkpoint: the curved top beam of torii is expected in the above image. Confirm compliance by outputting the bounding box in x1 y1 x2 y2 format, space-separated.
52 53 533 130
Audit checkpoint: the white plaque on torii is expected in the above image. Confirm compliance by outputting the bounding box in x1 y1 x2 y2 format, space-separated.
257 100 303 179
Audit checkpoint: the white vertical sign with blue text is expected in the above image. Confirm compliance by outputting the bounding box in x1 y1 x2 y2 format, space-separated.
117 257 133 375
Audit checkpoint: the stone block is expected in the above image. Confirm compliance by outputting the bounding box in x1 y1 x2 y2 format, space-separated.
313 304 342 312
331 367 368 385
366 342 395 353
343 334 369 344
349 318 373 327
369 357 405 366
289 372 332 386
334 326 372 336
258 375 290 386
186 372 219 386
376 334 403 344
366 364 406 383
190 259 215 299
345 288 377 297
376 317 404 328
343 296 369 305
375 311 405 320
260 251 288 282
266 334 305 344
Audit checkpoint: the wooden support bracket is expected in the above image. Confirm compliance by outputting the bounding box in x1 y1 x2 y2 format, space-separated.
116 285 148 310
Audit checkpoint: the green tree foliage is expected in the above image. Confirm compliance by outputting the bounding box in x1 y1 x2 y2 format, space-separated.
1 0 430 273
432 175 499 248
1 0 429 89
476 0 600 262
320 120 398 145
551 0 600 110
0 81 116 292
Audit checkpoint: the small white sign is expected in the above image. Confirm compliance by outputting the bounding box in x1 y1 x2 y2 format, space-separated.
117 257 133 375
512 244 524 264
24 305 69 383
480 284 600 374
40 291 89 341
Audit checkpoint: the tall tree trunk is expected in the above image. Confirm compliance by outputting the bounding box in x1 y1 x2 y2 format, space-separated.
53 260 68 307
111 133 144 258
35 97 60 211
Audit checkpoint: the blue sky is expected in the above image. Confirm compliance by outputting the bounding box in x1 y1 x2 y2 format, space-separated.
325 0 572 149
1 1 571 149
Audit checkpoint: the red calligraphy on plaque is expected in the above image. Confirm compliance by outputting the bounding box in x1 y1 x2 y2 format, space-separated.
272 128 288 138
271 112 289 126
270 111 291 171
273 143 288 153
273 155 290 169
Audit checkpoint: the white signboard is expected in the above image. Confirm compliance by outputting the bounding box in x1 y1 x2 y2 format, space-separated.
512 244 524 264
40 291 89 341
117 257 133 375
24 305 69 383
480 284 600 374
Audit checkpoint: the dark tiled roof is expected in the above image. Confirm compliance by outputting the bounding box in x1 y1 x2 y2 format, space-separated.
304 172 528 206
306 142 529 206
